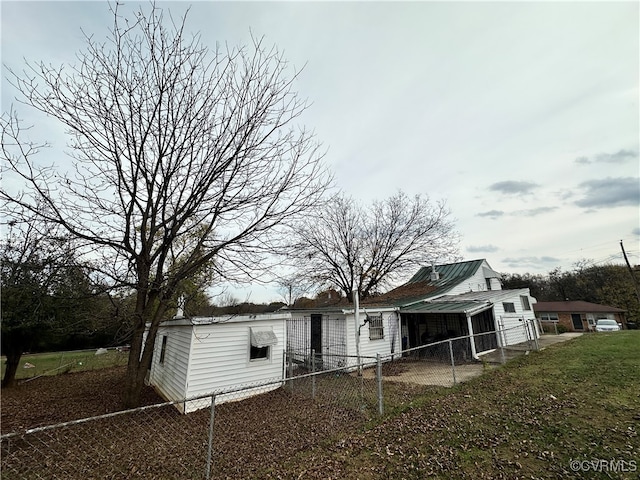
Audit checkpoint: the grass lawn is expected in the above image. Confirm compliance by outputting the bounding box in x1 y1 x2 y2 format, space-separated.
1 349 129 381
271 331 640 479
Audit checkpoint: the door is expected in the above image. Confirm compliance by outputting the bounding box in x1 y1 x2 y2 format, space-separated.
571 314 583 330
310 314 322 356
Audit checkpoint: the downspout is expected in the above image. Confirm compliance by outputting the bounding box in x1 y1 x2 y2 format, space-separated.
466 313 480 360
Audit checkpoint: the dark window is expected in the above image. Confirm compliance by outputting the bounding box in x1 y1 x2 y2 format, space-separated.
368 314 384 340
520 295 531 311
159 336 168 364
250 345 269 360
249 327 277 361
503 302 516 313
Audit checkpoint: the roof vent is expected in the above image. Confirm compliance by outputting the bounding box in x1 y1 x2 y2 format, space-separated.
430 265 440 281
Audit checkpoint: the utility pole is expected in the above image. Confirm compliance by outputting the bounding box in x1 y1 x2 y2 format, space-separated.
620 240 640 304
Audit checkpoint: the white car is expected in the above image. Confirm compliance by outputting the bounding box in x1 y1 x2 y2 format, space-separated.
595 319 621 332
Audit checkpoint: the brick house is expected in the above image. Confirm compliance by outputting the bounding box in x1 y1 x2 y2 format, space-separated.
533 300 627 332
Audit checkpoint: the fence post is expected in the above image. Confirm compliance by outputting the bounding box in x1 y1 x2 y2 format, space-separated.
376 353 383 416
311 348 316 400
499 327 506 365
448 339 457 386
205 394 216 480
531 319 540 350
288 352 294 391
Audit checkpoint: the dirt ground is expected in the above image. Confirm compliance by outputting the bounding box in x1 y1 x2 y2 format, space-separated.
1 366 164 433
360 359 487 387
1 366 372 479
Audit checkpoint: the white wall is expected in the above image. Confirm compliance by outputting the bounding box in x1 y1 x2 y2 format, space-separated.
148 325 192 407
345 310 401 362
493 290 538 346
184 317 286 411
446 260 502 295
148 315 288 413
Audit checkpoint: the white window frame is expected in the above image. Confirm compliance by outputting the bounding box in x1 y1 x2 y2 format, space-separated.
159 335 168 365
539 313 559 322
249 327 277 362
368 314 384 341
502 302 516 313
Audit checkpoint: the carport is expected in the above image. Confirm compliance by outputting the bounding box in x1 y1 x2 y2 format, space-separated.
399 300 498 358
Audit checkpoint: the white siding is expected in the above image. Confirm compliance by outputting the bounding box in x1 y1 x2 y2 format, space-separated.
346 311 401 361
148 325 192 407
493 291 538 346
184 318 286 410
446 260 503 295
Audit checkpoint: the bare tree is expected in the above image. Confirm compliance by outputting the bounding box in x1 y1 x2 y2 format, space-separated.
288 191 459 302
1 3 330 406
275 273 314 306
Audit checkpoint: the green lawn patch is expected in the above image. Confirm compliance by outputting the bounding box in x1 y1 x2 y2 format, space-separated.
1 349 129 381
270 332 640 479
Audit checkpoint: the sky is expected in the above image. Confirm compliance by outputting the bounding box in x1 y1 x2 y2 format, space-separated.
2 1 639 304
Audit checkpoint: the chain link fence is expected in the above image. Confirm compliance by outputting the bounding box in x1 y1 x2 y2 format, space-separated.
1 320 540 479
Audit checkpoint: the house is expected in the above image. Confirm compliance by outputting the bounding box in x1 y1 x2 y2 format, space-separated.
286 305 401 370
533 300 627 332
288 259 539 366
148 259 539 413
147 313 288 413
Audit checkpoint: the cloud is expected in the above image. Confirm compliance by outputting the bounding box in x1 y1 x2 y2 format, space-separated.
575 149 638 165
478 207 556 218
477 210 505 219
632 227 640 236
575 177 640 208
514 207 558 217
502 256 560 269
489 181 538 195
467 244 499 253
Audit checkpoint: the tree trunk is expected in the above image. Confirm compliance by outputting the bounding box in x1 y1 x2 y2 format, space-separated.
1 348 22 388
121 302 166 408
122 324 151 408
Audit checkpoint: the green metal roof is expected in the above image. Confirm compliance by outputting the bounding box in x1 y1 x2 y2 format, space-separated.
400 300 492 315
405 259 485 298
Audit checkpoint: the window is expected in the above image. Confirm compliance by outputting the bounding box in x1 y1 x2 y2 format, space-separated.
250 345 269 360
159 336 168 364
368 314 384 340
249 327 278 361
520 295 531 311
486 278 492 291
539 313 559 322
502 302 516 313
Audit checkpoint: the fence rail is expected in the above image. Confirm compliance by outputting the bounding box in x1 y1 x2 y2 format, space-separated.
1 320 540 479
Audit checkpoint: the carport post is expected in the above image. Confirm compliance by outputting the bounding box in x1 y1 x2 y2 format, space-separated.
205 394 216 480
376 353 384 416
448 339 457 385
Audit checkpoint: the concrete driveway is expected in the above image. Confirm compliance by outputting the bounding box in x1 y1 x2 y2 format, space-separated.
362 333 584 388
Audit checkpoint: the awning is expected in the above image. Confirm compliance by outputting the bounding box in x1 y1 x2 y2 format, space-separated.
400 300 493 316
250 327 278 348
